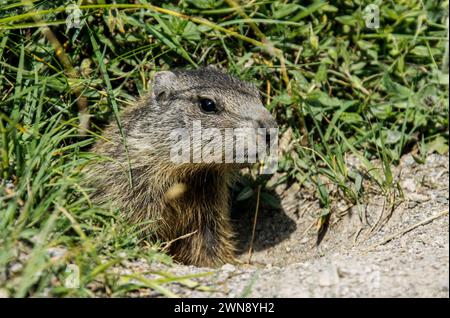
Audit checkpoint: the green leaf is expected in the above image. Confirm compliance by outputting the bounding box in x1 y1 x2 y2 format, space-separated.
306 90 341 107
382 74 413 99
316 178 329 207
260 192 281 209
409 46 440 57
339 112 363 124
236 186 254 201
182 21 201 41
272 3 301 19
315 63 328 83
371 103 393 120
185 0 223 9
381 129 403 145
425 136 449 155
335 15 358 27
291 1 328 22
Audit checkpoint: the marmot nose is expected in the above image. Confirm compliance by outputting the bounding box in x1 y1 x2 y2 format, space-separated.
254 113 278 130
253 111 278 148
255 117 278 130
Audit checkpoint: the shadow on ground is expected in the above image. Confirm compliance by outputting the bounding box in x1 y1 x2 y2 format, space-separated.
230 186 297 256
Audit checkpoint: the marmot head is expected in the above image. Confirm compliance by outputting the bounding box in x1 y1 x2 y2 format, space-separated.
129 67 278 168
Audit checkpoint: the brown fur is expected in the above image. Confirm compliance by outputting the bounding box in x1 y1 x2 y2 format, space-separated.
86 68 277 267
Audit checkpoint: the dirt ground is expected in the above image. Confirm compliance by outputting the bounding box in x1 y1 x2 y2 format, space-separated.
123 152 449 298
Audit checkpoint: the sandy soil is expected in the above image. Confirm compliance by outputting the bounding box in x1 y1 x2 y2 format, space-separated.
123 153 449 298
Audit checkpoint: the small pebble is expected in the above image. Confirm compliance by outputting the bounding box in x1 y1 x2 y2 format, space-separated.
221 264 236 272
402 178 416 193
10 263 23 273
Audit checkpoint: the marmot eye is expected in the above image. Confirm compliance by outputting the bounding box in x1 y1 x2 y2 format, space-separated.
199 98 217 113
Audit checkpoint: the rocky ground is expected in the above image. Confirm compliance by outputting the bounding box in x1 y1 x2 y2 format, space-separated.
122 153 449 298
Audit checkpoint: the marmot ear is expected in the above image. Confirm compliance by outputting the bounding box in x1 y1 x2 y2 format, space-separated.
151 71 177 102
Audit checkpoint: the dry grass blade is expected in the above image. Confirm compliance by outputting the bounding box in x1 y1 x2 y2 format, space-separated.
247 184 262 264
366 210 449 252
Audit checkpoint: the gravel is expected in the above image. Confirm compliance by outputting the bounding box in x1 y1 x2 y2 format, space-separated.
124 153 449 298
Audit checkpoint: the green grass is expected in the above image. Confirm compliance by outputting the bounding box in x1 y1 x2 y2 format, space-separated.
0 0 448 297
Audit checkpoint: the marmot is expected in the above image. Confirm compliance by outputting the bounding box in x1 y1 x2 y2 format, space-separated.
87 67 277 267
